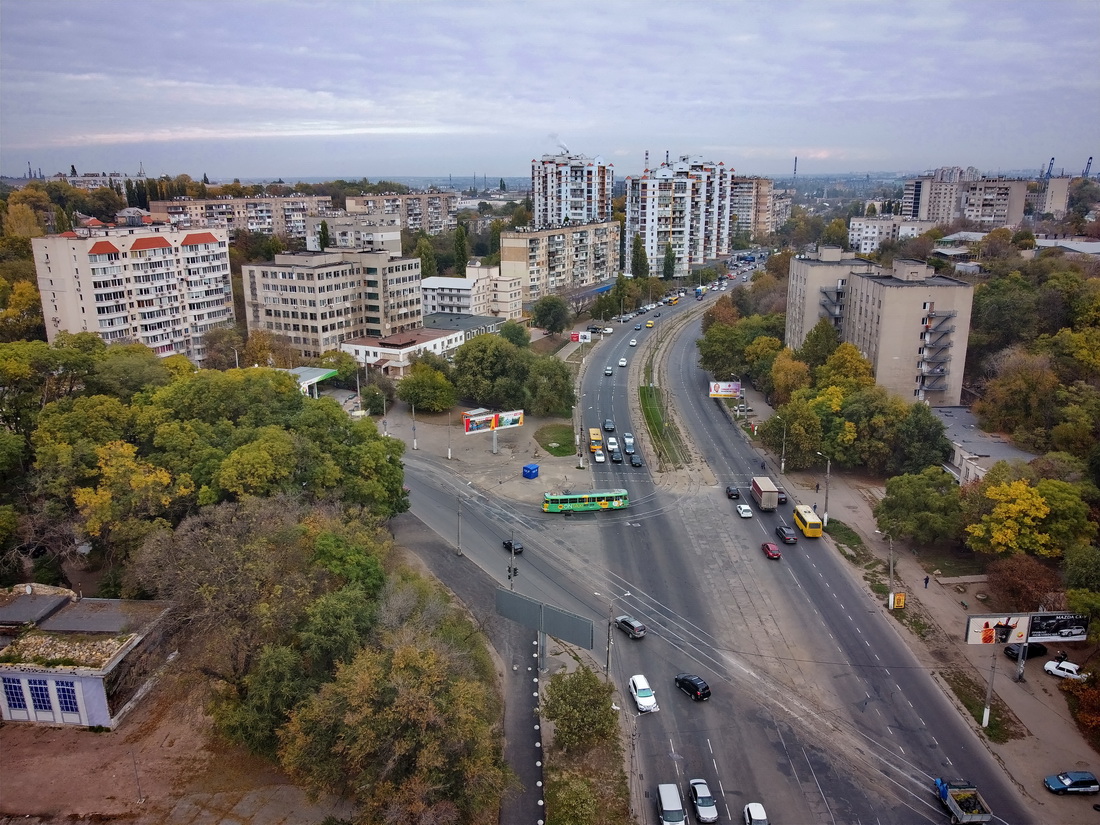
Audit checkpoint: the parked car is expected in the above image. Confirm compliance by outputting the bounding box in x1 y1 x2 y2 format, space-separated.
610 450 623 463
1003 642 1048 660
615 615 647 638
736 504 753 518
674 673 711 701
775 525 798 544
761 542 781 559
743 802 770 825
1044 660 1087 680
587 324 603 333
618 357 628 367
688 778 719 823
629 674 659 712
502 539 523 554
593 449 606 464
603 419 615 432
725 485 740 499
603 327 614 334
1044 770 1100 794
630 454 643 467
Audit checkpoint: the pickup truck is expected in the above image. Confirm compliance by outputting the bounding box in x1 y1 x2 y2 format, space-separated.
934 778 992 823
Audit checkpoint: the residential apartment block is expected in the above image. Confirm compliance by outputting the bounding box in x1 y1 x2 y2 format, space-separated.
149 195 332 238
730 176 777 240
243 249 421 360
624 155 733 278
499 221 621 303
959 178 1029 228
847 217 940 255
32 225 234 365
421 262 522 320
345 192 458 235
49 168 150 192
785 246 973 406
531 152 614 229
1028 176 1071 219
304 214 402 253
901 169 1034 229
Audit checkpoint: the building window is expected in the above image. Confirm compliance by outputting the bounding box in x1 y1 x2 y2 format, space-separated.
28 678 52 712
56 680 79 714
3 676 26 710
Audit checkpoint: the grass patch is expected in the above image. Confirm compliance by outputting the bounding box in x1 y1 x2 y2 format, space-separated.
532 335 569 356
639 385 687 467
918 544 989 577
544 737 630 825
940 668 1026 744
536 423 579 457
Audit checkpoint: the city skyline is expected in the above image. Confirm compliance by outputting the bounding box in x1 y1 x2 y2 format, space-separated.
2 0 1097 182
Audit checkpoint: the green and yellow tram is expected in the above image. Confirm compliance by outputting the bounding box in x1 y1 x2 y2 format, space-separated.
543 489 630 513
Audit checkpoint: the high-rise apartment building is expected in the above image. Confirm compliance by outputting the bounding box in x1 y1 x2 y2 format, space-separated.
531 153 614 229
730 176 776 240
304 215 401 253
901 177 960 223
901 169 1031 229
243 249 421 360
345 192 457 235
149 195 332 238
499 221 621 303
785 247 972 406
624 156 733 278
960 178 1029 228
32 225 234 365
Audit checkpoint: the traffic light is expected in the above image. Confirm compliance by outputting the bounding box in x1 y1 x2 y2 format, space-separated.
507 564 519 580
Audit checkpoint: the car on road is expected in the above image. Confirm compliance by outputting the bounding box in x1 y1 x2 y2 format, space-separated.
674 673 711 701
604 365 614 376
761 542 781 559
736 504 753 518
1043 770 1100 794
603 327 613 334
688 778 719 823
630 454 643 467
610 449 623 463
743 802 769 824
623 432 635 448
635 323 643 330
775 525 798 544
606 437 619 452
603 419 615 432
629 338 637 347
646 320 654 328
502 539 523 554
776 487 788 504
653 311 661 317
593 448 606 463
1003 642 1048 660
1045 660 1087 680
618 357 628 367
725 485 740 499
615 615 647 638
629 674 659 712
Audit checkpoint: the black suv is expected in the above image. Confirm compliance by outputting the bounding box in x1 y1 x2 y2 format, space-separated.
503 539 523 554
674 673 711 701
725 485 740 500
776 488 788 504
1003 642 1047 660
775 525 798 544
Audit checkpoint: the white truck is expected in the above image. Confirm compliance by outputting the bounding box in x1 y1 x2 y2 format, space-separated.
750 476 779 511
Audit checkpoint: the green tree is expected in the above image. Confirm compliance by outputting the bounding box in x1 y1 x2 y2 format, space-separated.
542 665 617 753
318 220 331 250
795 318 840 371
526 357 576 417
395 364 456 413
499 319 530 348
1034 478 1097 559
815 343 875 396
820 218 849 249
454 224 468 275
974 348 1059 446
452 334 529 407
630 234 649 279
889 402 952 475
414 235 438 278
83 344 171 402
662 242 676 280
873 467 962 547
530 295 570 335
200 326 244 370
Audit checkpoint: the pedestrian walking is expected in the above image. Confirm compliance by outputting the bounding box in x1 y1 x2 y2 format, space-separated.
815 482 820 493
761 460 766 470
924 575 930 588
813 502 817 512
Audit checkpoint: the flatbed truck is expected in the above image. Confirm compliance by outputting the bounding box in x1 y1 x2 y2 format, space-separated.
933 778 992 823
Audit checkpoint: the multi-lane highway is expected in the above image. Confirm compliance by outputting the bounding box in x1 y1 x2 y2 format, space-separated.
405 287 1033 823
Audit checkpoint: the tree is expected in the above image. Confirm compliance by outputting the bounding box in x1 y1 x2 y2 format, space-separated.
499 319 530 348
414 235 437 278
530 295 570 335
83 344 172 402
986 555 1062 611
1034 478 1097 559
317 220 331 250
201 326 245 370
768 349 811 407
526 357 575 417
395 364 456 413
795 318 840 371
0 280 45 342
3 203 44 238
542 665 617 753
662 242 676 280
815 343 875 396
865 203 878 217
965 479 1052 556
889 401 952 475
873 467 962 547
820 218 849 249
454 225 467 276
974 348 1059 446
630 234 649 279
452 334 529 407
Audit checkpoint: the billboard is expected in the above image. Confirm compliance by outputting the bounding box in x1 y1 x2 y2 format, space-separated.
570 331 592 343
463 410 524 434
965 613 1032 645
1027 612 1090 643
709 381 741 399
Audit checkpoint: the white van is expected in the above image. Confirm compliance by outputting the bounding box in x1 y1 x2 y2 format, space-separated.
656 783 686 823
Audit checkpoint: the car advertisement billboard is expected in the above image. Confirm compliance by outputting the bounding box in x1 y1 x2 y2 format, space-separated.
708 381 741 399
964 613 1032 645
1026 613 1090 642
463 410 524 434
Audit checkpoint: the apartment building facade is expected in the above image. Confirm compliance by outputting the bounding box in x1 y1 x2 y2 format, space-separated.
785 246 972 406
531 152 614 229
729 176 776 240
149 195 332 238
624 156 733 278
420 263 523 320
499 221 621 303
345 192 458 235
32 226 234 365
304 214 402 253
847 217 939 254
960 178 1029 228
243 249 421 360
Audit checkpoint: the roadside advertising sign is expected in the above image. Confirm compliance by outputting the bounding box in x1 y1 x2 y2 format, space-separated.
709 381 741 398
964 614 1032 645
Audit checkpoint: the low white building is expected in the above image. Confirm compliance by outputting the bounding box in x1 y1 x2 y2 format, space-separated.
421 262 523 320
848 217 939 254
341 328 466 378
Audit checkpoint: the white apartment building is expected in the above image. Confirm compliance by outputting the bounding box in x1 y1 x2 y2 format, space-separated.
49 169 150 192
531 153 614 229
901 177 960 223
305 214 402 253
624 155 733 278
420 263 523 320
345 192 458 235
499 221 621 303
730 176 776 240
149 195 332 238
243 249 421 360
848 217 939 254
785 246 973 406
32 225 234 365
340 328 465 379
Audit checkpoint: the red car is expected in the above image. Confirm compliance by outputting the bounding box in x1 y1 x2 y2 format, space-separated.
761 542 781 559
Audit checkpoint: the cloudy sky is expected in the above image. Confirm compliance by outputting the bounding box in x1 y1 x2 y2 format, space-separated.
2 0 1097 182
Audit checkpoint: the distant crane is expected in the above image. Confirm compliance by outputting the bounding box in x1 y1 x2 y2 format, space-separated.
1044 157 1055 182
1084 157 1093 178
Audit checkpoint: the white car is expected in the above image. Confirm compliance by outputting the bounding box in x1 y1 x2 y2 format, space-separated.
618 357 628 367
1045 660 1087 680
689 779 719 823
623 433 635 448
593 449 606 464
629 338 637 347
629 674 659 713
606 437 619 452
603 327 613 334
737 504 753 518
743 802 769 824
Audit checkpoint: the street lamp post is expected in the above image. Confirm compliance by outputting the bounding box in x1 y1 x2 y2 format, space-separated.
231 347 240 369
731 374 741 418
411 402 417 450
596 591 631 680
776 415 787 474
816 451 831 526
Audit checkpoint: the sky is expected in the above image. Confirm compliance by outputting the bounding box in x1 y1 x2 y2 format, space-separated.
2 0 1098 182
